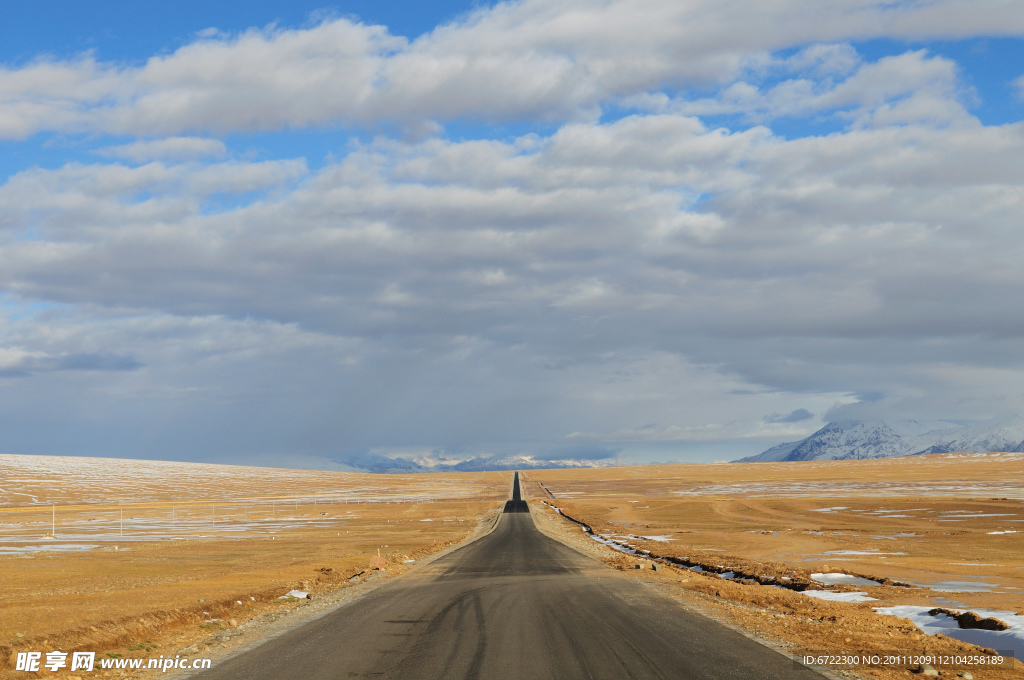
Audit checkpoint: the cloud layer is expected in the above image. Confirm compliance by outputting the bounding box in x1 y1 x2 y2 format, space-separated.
1 0 1023 464
2 0 1024 137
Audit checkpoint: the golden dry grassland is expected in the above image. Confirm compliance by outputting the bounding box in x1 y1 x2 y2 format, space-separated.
5 452 1024 680
0 455 508 678
524 453 1024 680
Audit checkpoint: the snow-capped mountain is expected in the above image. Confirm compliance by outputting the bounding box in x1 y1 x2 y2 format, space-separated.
331 451 616 473
739 416 1024 462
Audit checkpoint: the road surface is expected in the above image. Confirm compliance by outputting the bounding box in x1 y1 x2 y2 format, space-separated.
198 474 822 679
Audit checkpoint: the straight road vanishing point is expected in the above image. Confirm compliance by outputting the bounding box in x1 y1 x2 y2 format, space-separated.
196 473 825 679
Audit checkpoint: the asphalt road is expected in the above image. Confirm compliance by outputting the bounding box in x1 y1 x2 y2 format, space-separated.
198 476 823 680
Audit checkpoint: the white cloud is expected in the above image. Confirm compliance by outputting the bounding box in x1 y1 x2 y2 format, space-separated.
0 1 1022 137
782 43 861 78
5 115 1024 349
0 104 1023 462
97 137 227 163
646 50 974 128
0 346 45 372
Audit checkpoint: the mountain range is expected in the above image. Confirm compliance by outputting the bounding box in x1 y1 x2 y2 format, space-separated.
739 415 1024 462
331 451 615 474
331 415 1024 471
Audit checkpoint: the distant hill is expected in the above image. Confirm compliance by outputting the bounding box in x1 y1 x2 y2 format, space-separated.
738 416 1024 462
331 451 616 474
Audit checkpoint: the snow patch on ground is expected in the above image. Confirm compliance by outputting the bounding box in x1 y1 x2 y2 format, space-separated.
811 573 882 586
823 550 904 556
804 590 878 602
0 544 101 554
913 580 998 593
876 606 1024 659
673 481 1024 498
588 534 637 555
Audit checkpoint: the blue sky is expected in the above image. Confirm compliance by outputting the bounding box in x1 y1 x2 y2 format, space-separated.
1 1 1024 469
0 1 478 60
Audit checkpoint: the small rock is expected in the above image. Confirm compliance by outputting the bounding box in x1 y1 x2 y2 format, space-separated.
634 564 643 570
917 663 938 676
651 563 662 571
229 619 238 628
960 672 973 679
